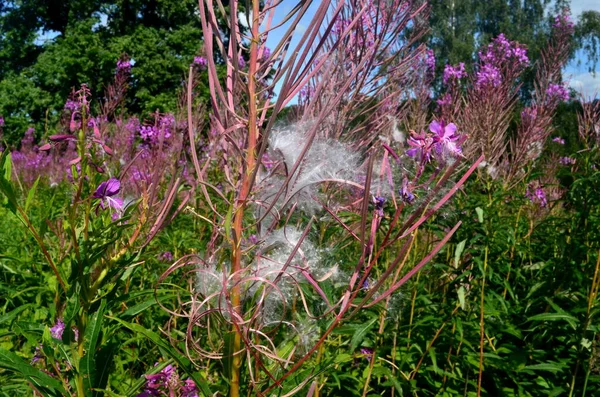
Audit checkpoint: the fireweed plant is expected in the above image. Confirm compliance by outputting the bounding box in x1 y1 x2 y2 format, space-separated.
153 0 480 396
437 8 575 186
0 56 194 395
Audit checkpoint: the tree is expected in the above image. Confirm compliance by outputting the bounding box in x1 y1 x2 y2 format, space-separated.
425 0 588 91
0 0 203 144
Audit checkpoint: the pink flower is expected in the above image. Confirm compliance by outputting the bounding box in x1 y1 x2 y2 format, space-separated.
93 178 124 217
429 120 462 157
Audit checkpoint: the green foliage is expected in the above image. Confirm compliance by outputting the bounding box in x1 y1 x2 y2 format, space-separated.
0 0 203 145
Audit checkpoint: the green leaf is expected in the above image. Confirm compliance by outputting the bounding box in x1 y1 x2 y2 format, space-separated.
0 152 19 213
0 304 34 326
527 313 578 330
224 204 233 241
24 177 40 213
81 299 106 397
522 363 566 374
475 207 484 223
350 316 378 351
118 293 176 319
0 348 67 396
454 240 467 268
457 286 466 310
108 316 213 396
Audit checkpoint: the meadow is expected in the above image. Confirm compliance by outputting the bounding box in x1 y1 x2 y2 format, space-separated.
0 1 599 396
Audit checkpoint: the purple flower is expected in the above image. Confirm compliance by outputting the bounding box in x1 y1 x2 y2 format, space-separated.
406 131 433 162
476 64 502 88
526 185 547 207
400 178 415 204
137 364 184 397
521 107 538 125
436 93 452 108
237 56 246 69
553 10 575 35
194 56 208 69
0 116 4 127
360 347 374 360
117 59 131 73
373 195 385 216
181 379 199 397
64 99 80 112
443 63 466 84
559 156 576 165
93 178 124 215
425 49 435 71
552 136 565 145
31 345 43 364
159 252 174 262
429 120 462 157
261 47 271 61
50 319 65 340
546 83 570 102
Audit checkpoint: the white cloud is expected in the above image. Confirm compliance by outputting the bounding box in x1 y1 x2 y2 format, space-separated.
567 71 600 99
570 0 600 18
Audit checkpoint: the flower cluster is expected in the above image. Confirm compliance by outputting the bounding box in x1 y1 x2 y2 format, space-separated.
425 49 436 72
139 113 175 144
137 364 198 397
193 56 207 69
475 33 529 89
546 83 570 102
116 59 132 73
50 318 79 342
526 185 548 207
475 64 502 88
553 9 575 36
559 156 576 165
443 62 466 84
479 33 529 68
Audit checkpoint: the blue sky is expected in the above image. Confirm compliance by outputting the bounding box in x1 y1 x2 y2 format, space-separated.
261 0 600 99
566 0 600 98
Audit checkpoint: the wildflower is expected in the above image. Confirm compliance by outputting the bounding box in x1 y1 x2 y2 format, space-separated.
475 64 502 88
237 55 246 69
553 9 575 35
425 49 435 71
360 347 374 360
181 379 199 397
559 156 576 165
50 319 65 340
443 63 466 84
0 116 4 126
93 178 124 216
116 59 131 73
400 178 415 203
137 364 196 397
526 185 547 207
406 130 433 162
436 93 452 108
261 47 271 61
194 56 208 69
373 196 385 216
361 278 370 290
159 252 174 262
552 137 565 145
31 345 43 364
546 83 570 102
521 107 537 124
64 99 80 112
429 120 462 157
